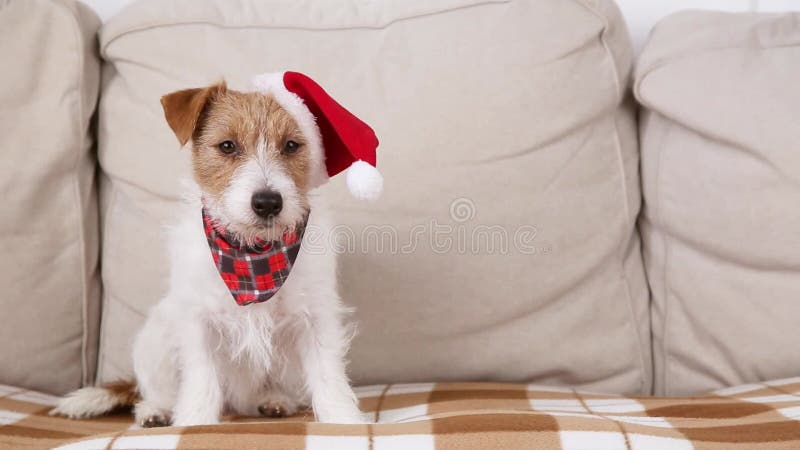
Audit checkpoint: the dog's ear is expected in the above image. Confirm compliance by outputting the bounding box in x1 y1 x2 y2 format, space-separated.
160 82 226 146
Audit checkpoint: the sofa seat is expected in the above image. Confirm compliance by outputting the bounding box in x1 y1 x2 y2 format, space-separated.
3 380 800 450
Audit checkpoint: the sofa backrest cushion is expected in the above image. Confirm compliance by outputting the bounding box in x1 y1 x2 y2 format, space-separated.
97 0 651 393
0 0 101 394
636 11 800 395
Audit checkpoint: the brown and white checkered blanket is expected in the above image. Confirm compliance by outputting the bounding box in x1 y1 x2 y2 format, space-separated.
3 378 800 449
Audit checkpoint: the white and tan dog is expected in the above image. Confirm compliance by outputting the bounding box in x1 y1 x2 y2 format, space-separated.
52 72 382 427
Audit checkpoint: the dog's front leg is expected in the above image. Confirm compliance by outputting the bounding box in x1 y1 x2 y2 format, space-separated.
172 318 223 426
299 312 365 423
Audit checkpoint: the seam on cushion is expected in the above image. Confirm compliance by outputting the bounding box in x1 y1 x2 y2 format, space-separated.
634 12 800 91
652 118 673 396
51 0 92 389
640 42 798 87
610 108 648 395
573 0 648 394
634 35 800 106
626 94 797 190
100 0 511 57
572 0 631 220
96 185 120 384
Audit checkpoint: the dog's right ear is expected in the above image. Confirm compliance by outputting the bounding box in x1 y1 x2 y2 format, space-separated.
160 82 226 146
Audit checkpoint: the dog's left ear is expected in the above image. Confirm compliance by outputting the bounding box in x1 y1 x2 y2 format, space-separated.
160 82 226 146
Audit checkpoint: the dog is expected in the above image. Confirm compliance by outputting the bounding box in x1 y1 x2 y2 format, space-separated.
51 72 382 426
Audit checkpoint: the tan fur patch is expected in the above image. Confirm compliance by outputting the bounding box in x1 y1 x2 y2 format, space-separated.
161 83 226 146
105 380 140 407
183 88 311 203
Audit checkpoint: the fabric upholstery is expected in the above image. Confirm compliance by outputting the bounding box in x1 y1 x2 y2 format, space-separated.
636 11 800 395
0 0 101 395
96 0 650 393
5 378 800 449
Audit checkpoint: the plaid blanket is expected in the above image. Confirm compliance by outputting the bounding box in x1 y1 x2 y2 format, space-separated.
3 378 800 450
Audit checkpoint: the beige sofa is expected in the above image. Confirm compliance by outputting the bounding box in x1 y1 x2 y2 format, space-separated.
1 0 799 448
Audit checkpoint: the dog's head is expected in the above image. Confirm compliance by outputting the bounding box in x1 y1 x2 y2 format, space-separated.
161 82 318 244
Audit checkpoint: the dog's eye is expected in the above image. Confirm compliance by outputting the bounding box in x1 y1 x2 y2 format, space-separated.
218 140 237 154
283 140 300 155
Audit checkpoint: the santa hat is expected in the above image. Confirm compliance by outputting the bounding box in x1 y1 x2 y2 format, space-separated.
250 71 382 201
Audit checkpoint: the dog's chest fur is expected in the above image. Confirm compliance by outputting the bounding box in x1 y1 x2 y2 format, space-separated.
156 189 338 373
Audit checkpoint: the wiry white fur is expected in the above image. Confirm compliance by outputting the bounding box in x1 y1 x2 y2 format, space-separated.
50 387 124 419
127 182 364 426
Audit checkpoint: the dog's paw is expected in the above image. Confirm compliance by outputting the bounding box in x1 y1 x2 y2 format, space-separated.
258 402 290 418
257 391 299 418
134 401 172 428
141 414 171 428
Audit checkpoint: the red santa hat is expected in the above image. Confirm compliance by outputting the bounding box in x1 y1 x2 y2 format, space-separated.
251 71 382 201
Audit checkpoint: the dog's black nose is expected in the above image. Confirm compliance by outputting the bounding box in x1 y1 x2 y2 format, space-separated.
251 191 283 218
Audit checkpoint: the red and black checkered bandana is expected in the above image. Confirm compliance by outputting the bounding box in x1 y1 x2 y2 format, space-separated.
202 208 307 306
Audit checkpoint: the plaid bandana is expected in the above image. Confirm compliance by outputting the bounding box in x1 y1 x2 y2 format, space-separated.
202 208 306 306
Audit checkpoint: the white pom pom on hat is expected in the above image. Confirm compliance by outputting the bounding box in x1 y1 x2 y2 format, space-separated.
250 71 382 201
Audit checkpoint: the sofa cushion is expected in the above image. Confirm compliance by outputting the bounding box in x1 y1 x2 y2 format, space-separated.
0 0 101 394
97 0 650 393
636 11 800 395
